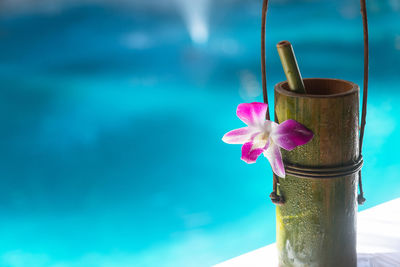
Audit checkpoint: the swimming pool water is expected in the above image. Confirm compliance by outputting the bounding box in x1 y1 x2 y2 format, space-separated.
0 1 399 266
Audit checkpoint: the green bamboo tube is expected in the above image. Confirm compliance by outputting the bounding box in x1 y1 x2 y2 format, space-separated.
274 78 359 267
276 41 306 94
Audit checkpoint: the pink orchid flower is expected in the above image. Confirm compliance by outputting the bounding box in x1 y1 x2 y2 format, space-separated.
222 102 313 178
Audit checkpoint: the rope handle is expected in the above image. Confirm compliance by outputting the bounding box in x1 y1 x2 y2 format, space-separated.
261 0 369 205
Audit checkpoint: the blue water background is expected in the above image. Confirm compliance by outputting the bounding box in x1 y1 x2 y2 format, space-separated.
0 0 400 266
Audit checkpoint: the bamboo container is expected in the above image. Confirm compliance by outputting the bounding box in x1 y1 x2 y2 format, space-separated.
274 78 359 267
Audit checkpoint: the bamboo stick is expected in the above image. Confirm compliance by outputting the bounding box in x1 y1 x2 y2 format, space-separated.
276 41 306 94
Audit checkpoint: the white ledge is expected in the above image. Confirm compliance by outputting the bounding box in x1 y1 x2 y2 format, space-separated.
215 198 400 267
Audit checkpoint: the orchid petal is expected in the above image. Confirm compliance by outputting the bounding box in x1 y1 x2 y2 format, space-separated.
241 136 269 164
264 142 285 178
236 102 268 127
271 119 313 151
222 127 257 144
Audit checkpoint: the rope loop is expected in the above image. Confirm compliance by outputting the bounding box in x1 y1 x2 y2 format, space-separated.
285 156 363 179
261 0 369 205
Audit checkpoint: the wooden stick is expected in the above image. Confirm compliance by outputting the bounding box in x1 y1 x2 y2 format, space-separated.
276 40 306 94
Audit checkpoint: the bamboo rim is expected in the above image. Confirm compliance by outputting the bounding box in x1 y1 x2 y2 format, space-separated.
275 78 359 99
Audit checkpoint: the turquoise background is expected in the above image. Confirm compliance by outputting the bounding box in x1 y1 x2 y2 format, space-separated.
0 0 399 266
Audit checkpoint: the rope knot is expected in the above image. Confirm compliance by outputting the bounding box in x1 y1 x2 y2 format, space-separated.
269 191 285 205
